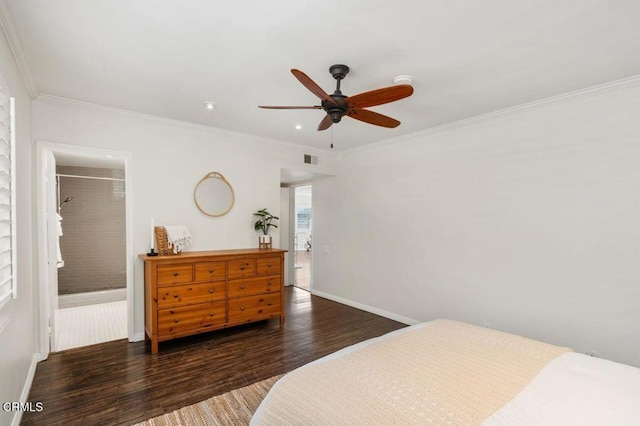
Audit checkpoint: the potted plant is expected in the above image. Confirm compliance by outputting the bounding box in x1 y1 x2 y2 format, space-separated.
254 208 279 248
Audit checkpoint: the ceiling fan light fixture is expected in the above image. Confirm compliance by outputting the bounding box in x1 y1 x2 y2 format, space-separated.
203 101 217 110
330 110 343 123
393 75 413 86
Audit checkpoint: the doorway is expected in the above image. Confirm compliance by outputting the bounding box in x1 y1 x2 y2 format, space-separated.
293 186 312 291
37 142 135 359
54 163 127 351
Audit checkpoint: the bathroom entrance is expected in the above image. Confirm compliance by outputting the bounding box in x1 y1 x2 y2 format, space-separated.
37 142 134 357
54 161 127 351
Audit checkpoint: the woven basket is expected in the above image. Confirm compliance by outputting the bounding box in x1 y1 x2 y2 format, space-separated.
154 226 181 256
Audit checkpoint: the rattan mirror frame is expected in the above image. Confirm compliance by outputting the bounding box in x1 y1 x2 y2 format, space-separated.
193 171 235 217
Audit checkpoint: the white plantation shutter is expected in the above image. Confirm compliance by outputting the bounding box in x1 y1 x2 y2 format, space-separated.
0 89 15 311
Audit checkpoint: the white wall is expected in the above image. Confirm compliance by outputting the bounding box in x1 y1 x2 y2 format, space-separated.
314 83 640 367
0 22 35 426
279 187 291 285
32 98 336 339
311 176 338 295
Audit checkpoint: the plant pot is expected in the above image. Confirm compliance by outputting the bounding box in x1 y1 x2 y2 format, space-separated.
258 234 272 249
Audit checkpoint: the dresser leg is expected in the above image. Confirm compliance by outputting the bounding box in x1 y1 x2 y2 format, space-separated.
279 315 285 327
151 338 159 354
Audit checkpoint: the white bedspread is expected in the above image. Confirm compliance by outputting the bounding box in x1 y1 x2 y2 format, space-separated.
252 322 640 425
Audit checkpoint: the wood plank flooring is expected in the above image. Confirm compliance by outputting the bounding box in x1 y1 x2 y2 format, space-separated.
22 287 406 426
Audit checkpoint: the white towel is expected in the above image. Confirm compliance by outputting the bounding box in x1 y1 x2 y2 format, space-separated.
164 226 192 254
56 213 64 268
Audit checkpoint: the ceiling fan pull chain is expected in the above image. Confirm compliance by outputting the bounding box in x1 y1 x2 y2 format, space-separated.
330 126 334 149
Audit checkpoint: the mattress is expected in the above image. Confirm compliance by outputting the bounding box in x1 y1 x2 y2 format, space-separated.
252 320 640 425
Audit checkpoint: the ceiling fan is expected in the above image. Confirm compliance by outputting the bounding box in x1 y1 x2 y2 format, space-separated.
259 64 414 131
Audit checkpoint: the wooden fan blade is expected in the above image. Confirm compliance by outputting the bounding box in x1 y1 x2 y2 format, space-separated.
259 105 323 109
291 69 337 105
347 108 400 128
347 84 413 109
317 114 334 131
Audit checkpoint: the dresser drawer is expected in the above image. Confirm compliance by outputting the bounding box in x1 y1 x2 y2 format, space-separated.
157 264 193 286
228 293 281 324
158 301 226 336
194 261 226 282
256 256 281 275
157 282 225 309
227 276 280 298
227 258 255 278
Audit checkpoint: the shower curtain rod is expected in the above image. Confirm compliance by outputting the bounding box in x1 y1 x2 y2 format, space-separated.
56 173 125 182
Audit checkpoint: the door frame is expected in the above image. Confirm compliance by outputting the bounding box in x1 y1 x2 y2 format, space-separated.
36 141 136 359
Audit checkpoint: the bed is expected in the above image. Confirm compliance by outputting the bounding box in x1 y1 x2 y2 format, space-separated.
251 319 640 425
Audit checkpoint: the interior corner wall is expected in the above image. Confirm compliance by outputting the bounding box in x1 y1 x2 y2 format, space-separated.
325 84 640 367
32 99 336 339
0 26 35 426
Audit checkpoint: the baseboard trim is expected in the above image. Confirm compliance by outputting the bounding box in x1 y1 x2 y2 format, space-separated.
311 290 420 326
131 332 145 342
58 288 126 308
11 353 40 426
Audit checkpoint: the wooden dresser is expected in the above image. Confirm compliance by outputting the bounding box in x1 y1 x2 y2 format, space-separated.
140 248 286 354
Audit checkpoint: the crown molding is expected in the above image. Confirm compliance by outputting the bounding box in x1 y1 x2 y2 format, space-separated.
34 93 337 157
0 0 38 98
342 74 640 156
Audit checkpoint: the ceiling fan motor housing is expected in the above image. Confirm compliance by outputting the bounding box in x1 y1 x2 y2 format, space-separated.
324 66 350 123
323 94 348 123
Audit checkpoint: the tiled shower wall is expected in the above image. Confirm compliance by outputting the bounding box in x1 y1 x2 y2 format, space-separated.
57 166 126 295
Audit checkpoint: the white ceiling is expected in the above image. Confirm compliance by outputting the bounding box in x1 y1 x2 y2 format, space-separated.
5 0 640 151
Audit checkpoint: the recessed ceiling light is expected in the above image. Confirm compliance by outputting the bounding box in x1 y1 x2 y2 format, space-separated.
203 101 217 110
295 124 303 130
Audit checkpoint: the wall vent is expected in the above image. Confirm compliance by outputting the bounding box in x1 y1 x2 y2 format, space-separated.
303 154 318 165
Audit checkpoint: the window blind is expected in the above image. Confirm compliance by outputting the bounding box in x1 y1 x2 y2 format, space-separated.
0 90 15 311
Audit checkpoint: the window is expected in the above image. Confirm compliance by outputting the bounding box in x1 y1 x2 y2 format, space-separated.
296 207 311 231
0 81 16 314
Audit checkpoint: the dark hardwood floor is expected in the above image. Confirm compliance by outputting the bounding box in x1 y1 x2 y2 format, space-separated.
22 287 405 426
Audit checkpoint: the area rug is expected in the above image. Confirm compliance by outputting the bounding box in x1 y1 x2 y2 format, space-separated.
134 375 283 426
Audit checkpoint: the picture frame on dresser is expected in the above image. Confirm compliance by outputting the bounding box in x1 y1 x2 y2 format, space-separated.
139 248 287 354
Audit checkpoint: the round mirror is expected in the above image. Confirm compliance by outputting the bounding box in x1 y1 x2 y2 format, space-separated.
194 172 235 217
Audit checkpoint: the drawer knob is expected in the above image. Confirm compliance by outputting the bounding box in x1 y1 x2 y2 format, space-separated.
209 288 214 293
240 285 245 289
240 307 245 311
174 319 179 323
173 272 179 277
268 302 272 306
209 269 214 273
209 312 215 317
240 266 244 270
267 263 272 267
173 294 179 298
